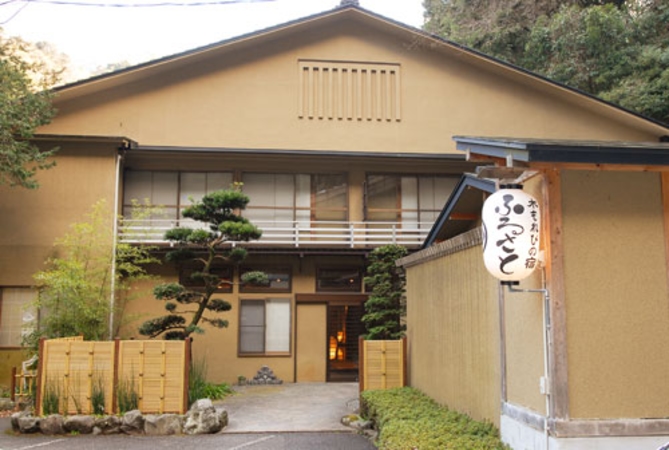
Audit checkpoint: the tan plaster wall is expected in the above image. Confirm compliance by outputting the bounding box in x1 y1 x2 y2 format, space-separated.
0 142 118 285
406 244 501 425
562 170 669 418
42 22 659 153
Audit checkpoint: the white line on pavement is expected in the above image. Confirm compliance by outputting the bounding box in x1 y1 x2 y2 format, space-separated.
15 440 65 450
228 435 277 450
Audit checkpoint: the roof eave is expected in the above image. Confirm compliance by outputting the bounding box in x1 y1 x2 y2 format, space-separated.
422 174 495 248
455 136 669 166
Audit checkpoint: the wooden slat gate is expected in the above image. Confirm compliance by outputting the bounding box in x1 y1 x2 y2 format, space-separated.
359 337 407 392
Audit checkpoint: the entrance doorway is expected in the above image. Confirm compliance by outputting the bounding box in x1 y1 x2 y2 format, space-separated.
326 303 364 382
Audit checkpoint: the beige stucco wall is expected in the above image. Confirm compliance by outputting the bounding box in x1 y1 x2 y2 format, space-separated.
503 276 547 415
120 253 363 384
503 175 548 415
561 170 669 419
405 240 501 425
0 142 118 286
41 20 661 154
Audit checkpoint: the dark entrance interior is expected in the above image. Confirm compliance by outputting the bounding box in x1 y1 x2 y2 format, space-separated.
327 304 364 382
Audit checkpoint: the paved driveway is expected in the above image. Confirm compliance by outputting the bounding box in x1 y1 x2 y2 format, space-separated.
217 382 360 432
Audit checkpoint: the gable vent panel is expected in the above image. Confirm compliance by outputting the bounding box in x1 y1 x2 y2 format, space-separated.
298 61 401 122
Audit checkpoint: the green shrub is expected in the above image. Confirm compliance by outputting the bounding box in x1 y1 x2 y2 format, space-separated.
188 358 233 406
361 387 509 450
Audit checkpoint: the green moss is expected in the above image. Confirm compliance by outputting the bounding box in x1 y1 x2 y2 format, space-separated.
361 387 510 450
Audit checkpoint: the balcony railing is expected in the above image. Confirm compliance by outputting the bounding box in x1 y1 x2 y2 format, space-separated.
119 219 432 248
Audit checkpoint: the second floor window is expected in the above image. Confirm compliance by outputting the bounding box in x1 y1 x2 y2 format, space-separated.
365 174 458 229
241 173 347 225
123 171 234 221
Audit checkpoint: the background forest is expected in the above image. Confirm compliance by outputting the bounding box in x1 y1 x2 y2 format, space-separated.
423 0 669 124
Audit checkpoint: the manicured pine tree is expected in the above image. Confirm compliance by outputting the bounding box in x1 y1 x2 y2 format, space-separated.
362 244 409 340
139 186 267 340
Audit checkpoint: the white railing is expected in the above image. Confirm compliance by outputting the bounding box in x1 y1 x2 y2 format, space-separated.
118 219 432 248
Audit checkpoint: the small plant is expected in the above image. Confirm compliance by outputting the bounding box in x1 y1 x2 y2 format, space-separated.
68 373 83 414
202 382 233 400
91 373 106 415
42 377 62 415
237 375 246 386
0 387 11 398
117 376 139 413
189 358 207 407
189 358 233 406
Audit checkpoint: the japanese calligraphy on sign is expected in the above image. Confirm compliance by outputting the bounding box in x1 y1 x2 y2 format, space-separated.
482 186 541 282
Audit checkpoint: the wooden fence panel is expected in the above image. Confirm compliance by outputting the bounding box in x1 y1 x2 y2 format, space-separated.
118 340 187 414
359 338 406 392
39 340 115 415
38 338 188 415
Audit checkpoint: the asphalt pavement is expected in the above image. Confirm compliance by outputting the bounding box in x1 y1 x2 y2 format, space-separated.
0 431 376 450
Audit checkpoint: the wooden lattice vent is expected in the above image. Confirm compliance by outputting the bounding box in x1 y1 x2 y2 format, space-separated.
298 60 402 122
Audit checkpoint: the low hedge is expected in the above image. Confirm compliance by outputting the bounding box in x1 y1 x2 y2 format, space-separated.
361 387 510 450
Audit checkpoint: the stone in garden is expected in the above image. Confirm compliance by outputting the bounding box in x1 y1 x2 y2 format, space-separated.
144 413 183 435
17 414 41 433
183 398 227 434
247 365 283 385
10 411 26 432
40 414 65 435
121 409 145 435
64 415 95 434
94 415 122 434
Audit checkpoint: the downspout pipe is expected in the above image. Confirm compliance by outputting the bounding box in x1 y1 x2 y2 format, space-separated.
109 150 123 340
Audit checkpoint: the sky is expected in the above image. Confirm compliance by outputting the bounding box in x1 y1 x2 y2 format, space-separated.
0 0 425 77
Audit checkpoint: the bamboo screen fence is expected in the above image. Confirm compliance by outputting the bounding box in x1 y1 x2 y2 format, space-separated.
37 337 190 415
358 337 407 392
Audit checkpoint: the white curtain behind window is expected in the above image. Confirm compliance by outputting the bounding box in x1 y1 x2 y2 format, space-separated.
265 299 291 352
243 174 295 224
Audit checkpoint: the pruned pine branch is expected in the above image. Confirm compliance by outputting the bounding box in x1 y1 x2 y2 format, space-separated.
139 187 265 340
